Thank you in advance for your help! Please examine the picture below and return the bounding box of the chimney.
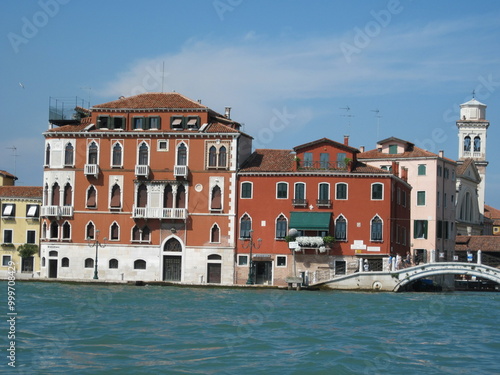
[344,135,349,146]
[439,150,444,158]
[401,167,408,182]
[224,106,231,119]
[392,161,399,177]
[359,146,365,153]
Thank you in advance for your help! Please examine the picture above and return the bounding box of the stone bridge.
[311,262,500,292]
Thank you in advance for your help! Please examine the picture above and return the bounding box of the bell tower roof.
[460,97,487,121]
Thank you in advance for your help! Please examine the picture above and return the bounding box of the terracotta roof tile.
[0,170,17,179]
[485,205,500,220]
[455,235,500,252]
[294,137,359,153]
[93,92,207,110]
[205,122,239,133]
[350,162,391,174]
[240,149,295,172]
[359,145,455,163]
[0,186,42,199]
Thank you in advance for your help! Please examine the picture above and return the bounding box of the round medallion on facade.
[195,183,203,192]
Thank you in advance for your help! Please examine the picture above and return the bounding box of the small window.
[26,205,39,218]
[336,183,347,200]
[171,116,184,130]
[110,222,119,241]
[241,182,252,199]
[371,216,383,242]
[3,230,13,244]
[110,184,121,208]
[417,191,426,206]
[61,257,69,267]
[2,255,12,266]
[62,222,71,240]
[414,220,428,239]
[335,215,347,241]
[303,152,313,167]
[276,182,288,199]
[134,259,146,270]
[97,116,109,129]
[211,224,220,243]
[2,204,15,217]
[112,143,122,167]
[158,140,168,151]
[418,164,426,176]
[64,143,74,166]
[148,116,161,130]
[276,215,287,239]
[371,183,383,200]
[277,256,287,267]
[133,117,145,130]
[27,230,36,244]
[84,258,94,268]
[186,116,200,129]
[87,186,97,208]
[86,222,95,240]
[112,117,125,130]
[240,214,251,239]
[389,144,398,154]
[238,255,248,266]
[109,259,118,269]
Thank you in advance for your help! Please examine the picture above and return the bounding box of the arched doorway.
[163,237,182,281]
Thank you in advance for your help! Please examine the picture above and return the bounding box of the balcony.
[135,165,151,178]
[297,161,347,171]
[132,206,187,220]
[84,164,99,177]
[41,205,74,217]
[174,165,188,178]
[292,199,308,207]
[316,199,332,208]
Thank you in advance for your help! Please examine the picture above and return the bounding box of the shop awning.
[289,212,331,231]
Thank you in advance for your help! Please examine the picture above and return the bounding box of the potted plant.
[323,236,335,246]
[17,244,39,259]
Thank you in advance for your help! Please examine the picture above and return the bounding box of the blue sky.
[2,0,500,207]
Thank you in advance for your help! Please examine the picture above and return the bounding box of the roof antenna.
[6,146,18,179]
[340,106,354,134]
[161,61,165,93]
[371,109,382,140]
[472,89,475,99]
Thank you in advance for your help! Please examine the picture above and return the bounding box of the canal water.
[5,281,500,374]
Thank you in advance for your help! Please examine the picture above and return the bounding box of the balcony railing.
[132,206,187,219]
[84,164,99,177]
[316,199,332,207]
[297,161,347,171]
[292,199,308,207]
[41,205,74,217]
[135,165,151,178]
[462,151,484,159]
[174,165,188,178]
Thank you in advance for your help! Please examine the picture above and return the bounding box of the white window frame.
[175,141,189,166]
[2,255,12,267]
[62,221,72,241]
[157,140,169,152]
[294,182,306,200]
[237,254,249,266]
[87,139,100,165]
[3,229,13,244]
[2,204,14,217]
[276,255,287,267]
[318,182,330,201]
[334,214,348,242]
[64,141,75,167]
[111,140,124,168]
[276,182,289,199]
[417,191,426,206]
[275,214,288,240]
[136,140,150,166]
[110,221,120,241]
[371,183,384,200]
[210,223,221,244]
[240,181,253,199]
[335,182,348,200]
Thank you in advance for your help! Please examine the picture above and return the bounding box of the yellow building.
[0,185,43,278]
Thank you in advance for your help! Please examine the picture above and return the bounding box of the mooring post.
[477,250,482,265]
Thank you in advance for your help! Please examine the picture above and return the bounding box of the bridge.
[311,262,500,292]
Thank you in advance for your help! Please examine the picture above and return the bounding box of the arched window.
[211,224,220,243]
[335,215,347,241]
[164,238,182,251]
[87,186,97,208]
[464,136,471,152]
[42,257,46,267]
[240,214,251,239]
[138,142,148,165]
[86,222,95,240]
[474,136,481,152]
[211,185,222,210]
[134,259,146,269]
[132,225,150,242]
[52,182,60,206]
[164,184,173,208]
[209,146,217,167]
[176,185,186,208]
[85,258,94,268]
[371,216,383,241]
[275,215,287,239]
[62,221,71,240]
[137,184,148,208]
[88,142,98,164]
[63,183,72,206]
[142,226,150,242]
[177,143,187,166]
[110,184,121,208]
[218,146,227,167]
[112,143,122,167]
[109,259,118,269]
[64,143,74,166]
[45,144,51,166]
[44,184,49,206]
[42,222,47,239]
[61,257,69,267]
[50,221,58,239]
[110,222,119,241]
[132,225,141,241]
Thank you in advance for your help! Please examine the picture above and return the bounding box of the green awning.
[289,212,331,231]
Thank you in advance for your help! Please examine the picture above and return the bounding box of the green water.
[3,281,500,374]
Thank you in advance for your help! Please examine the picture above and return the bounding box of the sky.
[2,0,500,207]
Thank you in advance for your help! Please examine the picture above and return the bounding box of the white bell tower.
[456,96,489,214]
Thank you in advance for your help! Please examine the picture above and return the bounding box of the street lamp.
[241,229,262,285]
[87,229,107,280]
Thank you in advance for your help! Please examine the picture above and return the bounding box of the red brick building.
[40,93,252,283]
[236,138,411,286]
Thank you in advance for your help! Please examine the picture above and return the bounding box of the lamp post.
[241,229,262,285]
[88,229,107,280]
